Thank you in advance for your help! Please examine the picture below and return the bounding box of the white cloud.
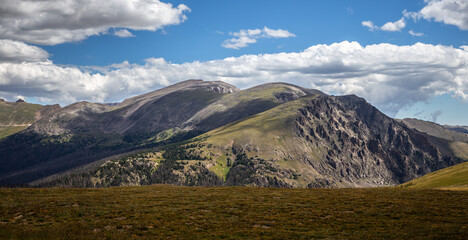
[364,0,468,33]
[403,9,420,21]
[15,95,25,101]
[381,18,406,31]
[0,40,49,62]
[222,36,258,50]
[263,27,296,38]
[222,27,295,49]
[403,0,468,30]
[0,41,467,117]
[420,0,468,30]
[362,21,379,31]
[114,29,135,38]
[362,18,406,32]
[409,30,424,36]
[0,0,190,45]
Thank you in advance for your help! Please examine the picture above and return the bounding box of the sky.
[0,0,467,125]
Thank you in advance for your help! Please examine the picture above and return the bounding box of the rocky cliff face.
[171,93,462,188]
[294,95,459,187]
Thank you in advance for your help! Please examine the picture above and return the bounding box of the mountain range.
[0,80,466,187]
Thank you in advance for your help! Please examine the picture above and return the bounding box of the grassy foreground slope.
[0,186,466,239]
[400,161,468,189]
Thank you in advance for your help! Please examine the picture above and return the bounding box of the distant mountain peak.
[118,79,239,109]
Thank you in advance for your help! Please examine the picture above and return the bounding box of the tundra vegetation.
[0,185,466,239]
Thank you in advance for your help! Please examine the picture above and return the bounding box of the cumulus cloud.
[0,0,190,45]
[263,28,296,38]
[0,41,467,117]
[365,0,468,33]
[381,18,406,31]
[0,40,49,62]
[419,0,468,30]
[362,18,406,32]
[409,30,424,36]
[222,27,295,49]
[362,21,379,31]
[114,29,135,38]
[222,36,258,50]
[403,0,468,30]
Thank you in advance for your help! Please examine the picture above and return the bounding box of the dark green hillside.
[0,90,219,184]
[0,80,323,186]
[0,81,238,185]
[0,186,466,239]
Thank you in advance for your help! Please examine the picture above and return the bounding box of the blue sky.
[0,0,467,125]
[43,0,466,65]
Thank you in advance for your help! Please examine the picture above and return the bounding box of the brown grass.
[0,185,467,239]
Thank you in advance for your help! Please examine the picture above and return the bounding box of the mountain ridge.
[0,80,466,187]
[0,80,320,185]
